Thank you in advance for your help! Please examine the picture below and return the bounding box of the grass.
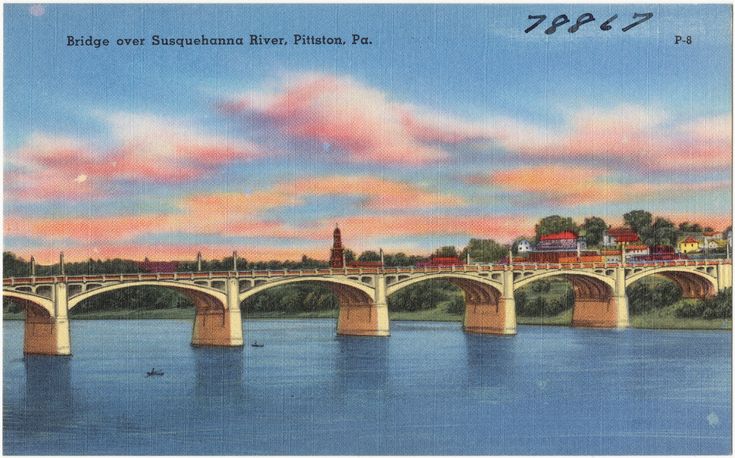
[631,302,731,330]
[517,308,573,326]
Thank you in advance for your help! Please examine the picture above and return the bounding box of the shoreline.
[3,308,731,331]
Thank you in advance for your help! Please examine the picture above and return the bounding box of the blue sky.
[4,4,732,262]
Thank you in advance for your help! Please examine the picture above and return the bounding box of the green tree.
[534,215,578,242]
[623,210,653,242]
[357,250,380,261]
[3,252,29,277]
[582,217,607,246]
[460,239,506,263]
[434,246,459,257]
[650,217,676,246]
[678,222,703,233]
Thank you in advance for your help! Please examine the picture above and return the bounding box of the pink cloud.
[220,73,488,165]
[301,215,535,244]
[6,113,266,201]
[278,176,465,210]
[223,74,730,171]
[473,165,729,205]
[502,107,731,170]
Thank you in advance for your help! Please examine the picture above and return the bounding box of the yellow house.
[678,236,700,253]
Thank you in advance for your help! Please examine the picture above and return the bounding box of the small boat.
[251,341,264,348]
[146,368,164,377]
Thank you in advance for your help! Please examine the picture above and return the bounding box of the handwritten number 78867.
[525,13,653,34]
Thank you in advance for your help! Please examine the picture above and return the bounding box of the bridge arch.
[239,276,375,304]
[67,281,228,311]
[513,270,621,328]
[625,267,718,299]
[2,290,54,316]
[513,270,615,291]
[386,272,511,335]
[385,272,503,298]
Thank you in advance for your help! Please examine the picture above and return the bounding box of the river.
[3,319,731,455]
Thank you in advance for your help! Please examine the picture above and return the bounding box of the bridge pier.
[463,270,516,335]
[571,267,628,329]
[718,263,732,290]
[337,275,389,336]
[191,278,243,347]
[24,283,71,356]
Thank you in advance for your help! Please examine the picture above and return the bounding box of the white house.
[517,239,532,253]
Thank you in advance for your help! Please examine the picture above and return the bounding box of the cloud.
[220,73,501,165]
[222,74,730,172]
[6,113,266,201]
[304,215,535,243]
[5,174,466,245]
[471,165,729,205]
[276,176,465,210]
[503,107,731,171]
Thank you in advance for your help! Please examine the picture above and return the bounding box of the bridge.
[3,259,731,355]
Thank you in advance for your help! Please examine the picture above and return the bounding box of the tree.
[357,250,380,261]
[434,246,459,258]
[651,217,676,246]
[534,216,578,242]
[623,210,652,233]
[582,216,607,246]
[461,239,506,263]
[678,222,703,233]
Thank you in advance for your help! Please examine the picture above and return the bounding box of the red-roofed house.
[678,237,700,254]
[536,231,583,251]
[603,227,640,246]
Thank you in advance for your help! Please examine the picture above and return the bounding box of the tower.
[330,224,344,268]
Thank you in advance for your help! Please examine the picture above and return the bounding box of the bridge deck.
[3,259,729,286]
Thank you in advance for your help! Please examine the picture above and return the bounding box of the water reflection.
[23,355,74,426]
[336,336,389,391]
[464,333,516,395]
[193,347,244,403]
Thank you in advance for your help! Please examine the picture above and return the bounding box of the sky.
[4,3,733,263]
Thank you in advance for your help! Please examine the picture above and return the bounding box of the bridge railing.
[3,258,730,286]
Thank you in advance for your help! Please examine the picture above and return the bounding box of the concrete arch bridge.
[3,260,731,355]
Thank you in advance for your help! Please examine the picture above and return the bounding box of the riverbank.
[4,305,730,330]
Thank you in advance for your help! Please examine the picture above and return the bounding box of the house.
[535,231,585,251]
[517,240,532,253]
[624,244,650,258]
[603,227,640,247]
[678,236,700,254]
[706,239,728,251]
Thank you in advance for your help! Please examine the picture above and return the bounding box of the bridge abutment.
[191,278,243,347]
[24,283,71,356]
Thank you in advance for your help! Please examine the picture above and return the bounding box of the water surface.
[3,320,731,454]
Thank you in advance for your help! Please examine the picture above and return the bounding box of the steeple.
[330,223,345,267]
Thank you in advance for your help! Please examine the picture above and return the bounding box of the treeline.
[244,284,337,313]
[627,280,682,314]
[674,288,732,320]
[387,280,463,313]
[3,287,194,315]
[515,280,575,316]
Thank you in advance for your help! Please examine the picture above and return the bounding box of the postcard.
[3,3,732,455]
